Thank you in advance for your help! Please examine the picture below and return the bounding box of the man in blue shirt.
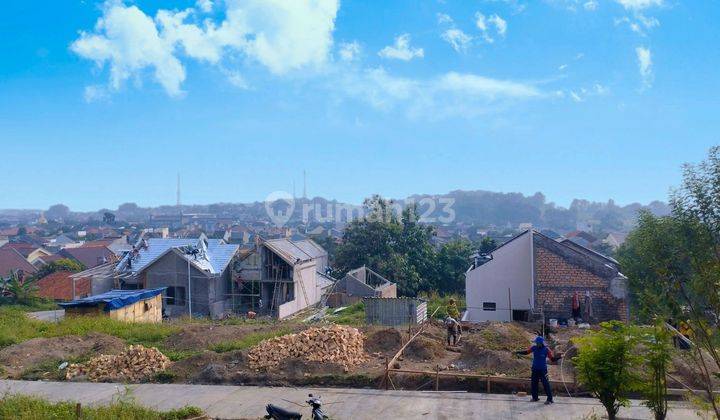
[516,336,560,404]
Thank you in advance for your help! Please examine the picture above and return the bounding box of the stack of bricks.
[534,245,627,322]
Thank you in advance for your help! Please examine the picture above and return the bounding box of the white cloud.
[584,1,599,11]
[338,41,361,61]
[567,83,608,102]
[72,0,339,96]
[615,0,663,11]
[378,34,424,61]
[437,13,454,24]
[489,14,507,37]
[475,12,507,43]
[223,70,249,89]
[196,0,213,13]
[558,64,568,71]
[83,85,111,103]
[614,14,659,35]
[441,29,473,53]
[71,3,186,96]
[635,46,653,88]
[339,68,541,118]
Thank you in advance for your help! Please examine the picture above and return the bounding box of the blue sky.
[1,0,718,211]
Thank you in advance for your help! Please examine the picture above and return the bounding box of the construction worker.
[444,316,461,346]
[516,336,560,404]
[446,298,460,320]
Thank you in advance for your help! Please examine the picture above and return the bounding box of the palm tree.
[3,272,38,304]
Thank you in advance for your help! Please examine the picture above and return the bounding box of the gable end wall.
[534,243,627,322]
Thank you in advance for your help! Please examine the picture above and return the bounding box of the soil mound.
[405,336,445,361]
[0,333,124,378]
[163,324,255,350]
[473,322,534,352]
[365,328,402,354]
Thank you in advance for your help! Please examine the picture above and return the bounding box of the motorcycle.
[265,394,328,420]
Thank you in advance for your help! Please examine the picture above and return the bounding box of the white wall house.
[464,229,629,323]
[464,230,534,322]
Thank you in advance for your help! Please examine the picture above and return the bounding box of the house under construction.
[232,238,332,319]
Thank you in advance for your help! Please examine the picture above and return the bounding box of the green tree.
[640,321,672,420]
[432,239,474,294]
[617,146,720,417]
[573,321,644,420]
[335,196,435,296]
[35,258,85,279]
[4,273,38,304]
[478,236,497,254]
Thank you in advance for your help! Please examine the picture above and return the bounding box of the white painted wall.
[464,231,534,322]
[278,261,319,319]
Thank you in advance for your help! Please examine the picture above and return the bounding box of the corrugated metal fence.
[364,297,428,326]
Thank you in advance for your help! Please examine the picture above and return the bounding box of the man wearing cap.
[516,336,560,404]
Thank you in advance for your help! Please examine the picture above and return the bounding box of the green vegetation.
[0,394,203,420]
[0,307,179,349]
[210,327,293,352]
[334,196,491,297]
[574,321,644,420]
[640,322,672,420]
[329,301,365,326]
[2,273,39,306]
[154,371,178,383]
[0,296,59,312]
[617,146,720,417]
[420,291,465,320]
[161,349,203,361]
[35,258,85,279]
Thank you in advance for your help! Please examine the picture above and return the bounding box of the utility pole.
[187,257,192,317]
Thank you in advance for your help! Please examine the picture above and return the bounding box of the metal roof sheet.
[116,237,238,275]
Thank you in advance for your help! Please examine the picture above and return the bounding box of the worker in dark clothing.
[444,316,461,346]
[516,336,560,404]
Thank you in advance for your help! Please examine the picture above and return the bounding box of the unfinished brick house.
[464,229,628,323]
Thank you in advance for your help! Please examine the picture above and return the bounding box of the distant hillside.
[404,190,670,233]
[0,190,669,233]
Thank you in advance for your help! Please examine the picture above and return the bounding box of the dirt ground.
[0,319,713,394]
[0,333,125,378]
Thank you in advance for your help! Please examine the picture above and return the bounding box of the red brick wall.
[534,246,627,322]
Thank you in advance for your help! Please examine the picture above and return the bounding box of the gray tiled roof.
[116,237,238,275]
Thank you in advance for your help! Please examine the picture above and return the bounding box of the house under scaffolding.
[230,238,332,319]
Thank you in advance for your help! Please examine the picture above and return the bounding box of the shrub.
[640,322,672,420]
[419,291,465,320]
[573,321,644,420]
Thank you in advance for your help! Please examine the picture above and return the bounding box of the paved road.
[26,310,64,322]
[0,380,700,419]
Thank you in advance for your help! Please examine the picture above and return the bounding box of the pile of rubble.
[248,325,366,371]
[65,345,171,382]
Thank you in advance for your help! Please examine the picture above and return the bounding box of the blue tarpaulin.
[59,288,166,311]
